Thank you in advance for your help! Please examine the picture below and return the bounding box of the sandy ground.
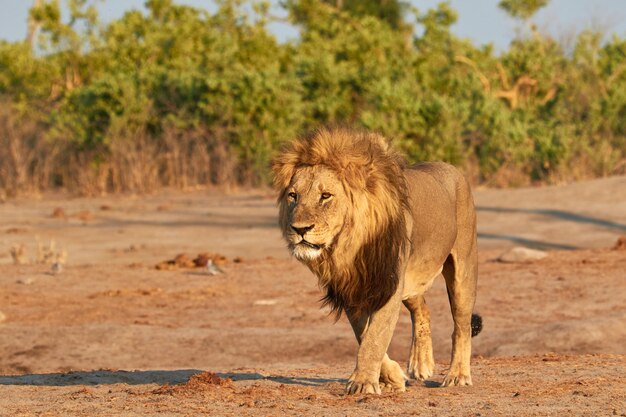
[0,176,625,416]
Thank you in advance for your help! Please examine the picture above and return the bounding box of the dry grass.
[0,104,239,196]
[0,105,60,196]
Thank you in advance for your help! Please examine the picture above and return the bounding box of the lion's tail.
[471,313,483,337]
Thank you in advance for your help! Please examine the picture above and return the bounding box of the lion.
[272,127,480,394]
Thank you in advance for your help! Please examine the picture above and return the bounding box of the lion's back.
[405,162,474,212]
[407,161,467,195]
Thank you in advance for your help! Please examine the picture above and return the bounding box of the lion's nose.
[291,224,315,236]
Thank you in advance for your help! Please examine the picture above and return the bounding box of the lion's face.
[280,165,349,261]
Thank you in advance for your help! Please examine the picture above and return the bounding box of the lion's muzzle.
[291,223,315,236]
[289,223,323,253]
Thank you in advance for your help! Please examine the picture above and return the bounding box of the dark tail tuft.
[471,313,483,337]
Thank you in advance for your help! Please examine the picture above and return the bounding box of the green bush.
[0,0,624,194]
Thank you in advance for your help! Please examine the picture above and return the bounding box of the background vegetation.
[1,0,625,195]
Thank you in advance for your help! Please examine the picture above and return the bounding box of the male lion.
[272,127,479,394]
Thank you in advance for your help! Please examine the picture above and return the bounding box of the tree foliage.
[498,0,548,21]
[288,0,409,30]
[0,0,624,194]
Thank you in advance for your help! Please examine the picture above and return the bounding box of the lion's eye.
[288,192,298,201]
[321,192,332,200]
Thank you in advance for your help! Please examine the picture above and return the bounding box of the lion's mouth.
[298,240,322,250]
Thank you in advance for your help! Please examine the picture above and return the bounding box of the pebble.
[498,246,548,263]
[253,299,278,306]
[17,278,35,285]
[0,311,6,323]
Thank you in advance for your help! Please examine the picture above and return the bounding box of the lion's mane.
[272,127,410,317]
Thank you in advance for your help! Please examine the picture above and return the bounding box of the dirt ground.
[0,176,625,416]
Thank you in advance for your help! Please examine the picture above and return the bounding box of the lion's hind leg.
[441,251,477,387]
[403,295,435,381]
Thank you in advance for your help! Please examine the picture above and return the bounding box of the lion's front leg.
[345,287,403,394]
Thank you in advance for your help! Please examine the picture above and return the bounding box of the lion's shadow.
[223,372,345,387]
[0,369,344,387]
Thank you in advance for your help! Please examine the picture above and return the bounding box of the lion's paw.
[441,372,472,387]
[346,371,381,395]
[408,353,435,381]
[346,380,381,395]
[380,359,407,392]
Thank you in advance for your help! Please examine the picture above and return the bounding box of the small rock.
[75,211,95,221]
[51,207,67,219]
[50,262,63,274]
[498,247,548,263]
[174,253,195,268]
[125,244,139,253]
[254,299,278,306]
[193,252,228,268]
[613,236,626,251]
[193,253,211,267]
[0,311,6,323]
[155,261,177,270]
[17,278,34,285]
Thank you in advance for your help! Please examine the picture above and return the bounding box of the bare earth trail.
[0,176,625,416]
